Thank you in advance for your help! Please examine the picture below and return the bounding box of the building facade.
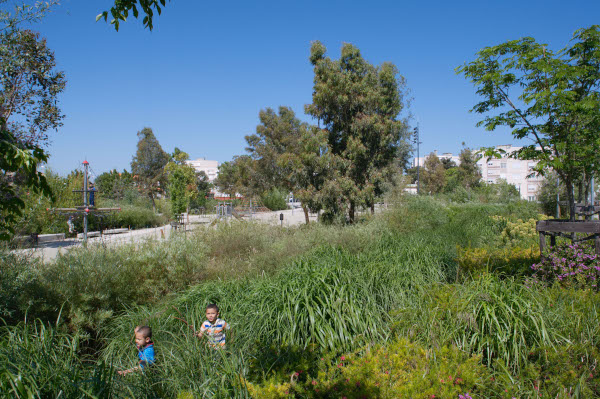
[412,145,543,201]
[186,158,219,182]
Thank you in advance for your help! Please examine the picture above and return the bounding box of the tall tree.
[305,41,410,222]
[245,106,332,223]
[164,148,199,214]
[130,127,169,212]
[421,152,446,194]
[213,155,259,199]
[278,125,332,224]
[245,106,304,192]
[0,1,65,239]
[456,148,482,189]
[458,25,600,220]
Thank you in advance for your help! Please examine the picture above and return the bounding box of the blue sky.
[28,0,599,176]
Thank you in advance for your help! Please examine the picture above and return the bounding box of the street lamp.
[413,126,421,195]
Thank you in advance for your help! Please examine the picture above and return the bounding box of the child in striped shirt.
[197,304,230,348]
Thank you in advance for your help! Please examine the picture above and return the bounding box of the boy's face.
[206,308,219,324]
[135,332,150,349]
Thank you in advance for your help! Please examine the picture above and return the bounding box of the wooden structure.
[536,220,600,256]
[47,160,120,243]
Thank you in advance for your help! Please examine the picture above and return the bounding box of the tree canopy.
[130,127,169,211]
[305,41,410,222]
[457,25,600,220]
[0,1,64,239]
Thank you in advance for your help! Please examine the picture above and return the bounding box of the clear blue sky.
[30,0,599,176]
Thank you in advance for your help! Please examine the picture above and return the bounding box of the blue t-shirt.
[138,343,155,369]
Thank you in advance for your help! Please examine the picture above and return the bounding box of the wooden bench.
[536,220,600,255]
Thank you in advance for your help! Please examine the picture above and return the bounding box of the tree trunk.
[349,201,355,224]
[303,206,310,225]
[150,194,156,214]
[566,176,576,222]
[371,202,375,215]
[578,180,584,203]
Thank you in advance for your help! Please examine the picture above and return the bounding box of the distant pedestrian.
[67,216,75,234]
[89,182,96,206]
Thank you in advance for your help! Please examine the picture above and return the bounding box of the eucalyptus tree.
[305,41,410,222]
[458,25,600,220]
[130,127,169,212]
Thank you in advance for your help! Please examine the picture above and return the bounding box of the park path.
[15,206,316,262]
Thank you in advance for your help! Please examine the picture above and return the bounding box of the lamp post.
[413,126,421,195]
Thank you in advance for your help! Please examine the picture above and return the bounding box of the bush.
[246,338,493,398]
[261,188,288,211]
[456,246,539,278]
[528,241,600,290]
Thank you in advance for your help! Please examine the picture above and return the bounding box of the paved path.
[15,206,317,262]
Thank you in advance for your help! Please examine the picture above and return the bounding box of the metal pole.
[556,177,560,219]
[414,126,421,195]
[83,160,89,243]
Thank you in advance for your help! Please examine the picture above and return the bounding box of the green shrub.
[261,188,288,211]
[0,250,61,324]
[246,338,493,398]
[456,246,539,278]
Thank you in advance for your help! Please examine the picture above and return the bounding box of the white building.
[412,145,543,201]
[186,158,219,182]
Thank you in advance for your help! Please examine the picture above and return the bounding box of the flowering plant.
[528,241,600,290]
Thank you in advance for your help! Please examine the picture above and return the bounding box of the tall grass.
[5,194,599,397]
[0,320,115,398]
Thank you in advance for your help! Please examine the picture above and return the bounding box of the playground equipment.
[47,160,120,244]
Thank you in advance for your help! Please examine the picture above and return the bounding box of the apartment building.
[412,145,543,201]
[186,158,219,182]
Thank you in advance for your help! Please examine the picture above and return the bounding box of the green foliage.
[0,24,66,239]
[422,152,446,194]
[393,276,559,374]
[247,339,493,398]
[305,41,411,222]
[98,0,170,31]
[3,194,600,397]
[131,127,169,211]
[456,246,539,278]
[0,321,115,398]
[95,169,134,201]
[260,187,288,211]
[165,160,197,215]
[458,25,600,220]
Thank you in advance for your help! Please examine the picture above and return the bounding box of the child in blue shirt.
[118,325,155,375]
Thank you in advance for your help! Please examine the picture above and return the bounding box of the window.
[501,162,507,168]
[528,196,537,201]
[487,161,495,167]
[528,184,536,192]
[487,179,495,184]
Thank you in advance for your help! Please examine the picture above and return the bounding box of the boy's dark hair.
[137,325,152,338]
[206,304,219,313]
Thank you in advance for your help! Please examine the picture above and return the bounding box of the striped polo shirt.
[200,318,229,348]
